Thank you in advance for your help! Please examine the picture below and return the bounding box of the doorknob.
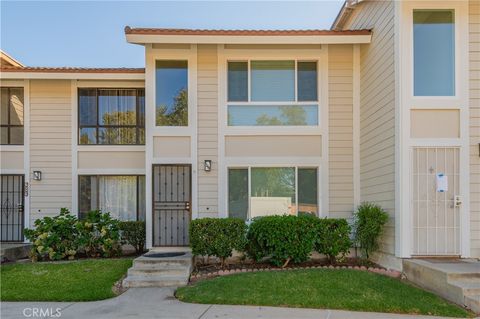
[454,196,462,207]
[185,202,190,210]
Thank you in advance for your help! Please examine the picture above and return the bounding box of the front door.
[412,147,460,256]
[1,174,25,242]
[153,165,191,246]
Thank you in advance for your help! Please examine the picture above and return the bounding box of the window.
[227,60,318,126]
[79,175,145,221]
[1,87,24,145]
[78,88,145,145]
[228,167,318,220]
[156,60,188,126]
[413,9,455,96]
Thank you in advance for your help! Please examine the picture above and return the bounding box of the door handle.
[454,196,462,207]
[17,204,24,212]
[185,202,190,210]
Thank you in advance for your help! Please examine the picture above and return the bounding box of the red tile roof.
[124,27,371,36]
[0,66,145,73]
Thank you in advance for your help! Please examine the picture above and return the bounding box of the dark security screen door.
[153,165,191,246]
[1,175,25,242]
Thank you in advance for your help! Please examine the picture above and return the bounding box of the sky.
[0,1,344,68]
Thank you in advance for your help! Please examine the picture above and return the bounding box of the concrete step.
[449,280,480,296]
[123,274,189,288]
[465,295,480,314]
[133,259,191,270]
[127,268,190,277]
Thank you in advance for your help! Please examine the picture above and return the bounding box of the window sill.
[0,145,24,151]
[77,145,145,152]
[224,126,322,136]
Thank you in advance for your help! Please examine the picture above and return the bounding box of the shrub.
[190,218,247,266]
[315,218,351,264]
[353,202,389,259]
[24,208,78,261]
[75,210,121,258]
[119,221,146,254]
[246,215,317,267]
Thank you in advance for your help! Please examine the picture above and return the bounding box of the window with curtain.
[227,60,318,126]
[1,87,24,145]
[156,60,188,126]
[79,175,146,221]
[413,9,455,96]
[228,167,318,220]
[78,88,145,145]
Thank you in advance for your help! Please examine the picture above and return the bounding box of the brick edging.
[190,265,402,282]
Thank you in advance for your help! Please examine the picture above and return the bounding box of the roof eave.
[0,71,145,80]
[125,34,372,45]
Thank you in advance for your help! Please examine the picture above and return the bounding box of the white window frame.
[219,47,327,136]
[226,164,321,220]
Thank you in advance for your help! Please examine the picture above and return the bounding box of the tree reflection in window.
[156,88,188,126]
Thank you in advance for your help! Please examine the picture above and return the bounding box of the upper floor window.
[227,60,318,126]
[1,87,24,145]
[413,9,455,96]
[78,88,145,145]
[156,60,188,126]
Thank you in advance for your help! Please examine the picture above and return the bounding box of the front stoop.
[403,259,480,314]
[0,243,31,263]
[123,252,192,288]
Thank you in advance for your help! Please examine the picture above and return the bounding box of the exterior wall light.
[33,171,42,181]
[204,160,212,172]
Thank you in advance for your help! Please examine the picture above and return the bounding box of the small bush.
[24,208,78,261]
[75,210,121,258]
[315,218,351,264]
[353,202,389,259]
[246,215,317,267]
[190,218,247,266]
[119,221,146,254]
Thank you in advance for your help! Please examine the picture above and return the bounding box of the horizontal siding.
[328,44,354,219]
[29,80,72,223]
[470,0,480,258]
[197,44,218,217]
[345,0,396,257]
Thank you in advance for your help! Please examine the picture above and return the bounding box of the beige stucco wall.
[197,44,219,216]
[410,109,460,138]
[225,135,322,157]
[78,151,145,169]
[29,80,72,224]
[344,0,397,262]
[153,136,190,158]
[469,0,480,258]
[0,151,24,170]
[328,44,354,219]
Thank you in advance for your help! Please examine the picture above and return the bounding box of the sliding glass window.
[227,60,318,126]
[78,88,145,145]
[79,175,146,221]
[156,60,188,126]
[228,167,318,220]
[1,87,24,145]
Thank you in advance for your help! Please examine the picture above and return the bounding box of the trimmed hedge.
[119,221,146,254]
[315,218,351,263]
[190,218,247,266]
[246,215,318,267]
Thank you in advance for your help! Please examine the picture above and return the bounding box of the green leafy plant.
[315,218,351,264]
[119,221,146,254]
[246,215,318,267]
[190,218,247,267]
[75,210,121,258]
[24,208,78,261]
[353,202,389,260]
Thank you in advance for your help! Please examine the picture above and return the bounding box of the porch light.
[33,171,42,181]
[204,160,212,172]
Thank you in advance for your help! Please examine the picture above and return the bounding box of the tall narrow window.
[298,168,318,216]
[228,62,248,102]
[156,60,188,126]
[228,168,248,220]
[413,9,455,96]
[1,87,24,145]
[79,175,146,221]
[78,88,145,145]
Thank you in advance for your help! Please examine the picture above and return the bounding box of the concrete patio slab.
[1,287,470,319]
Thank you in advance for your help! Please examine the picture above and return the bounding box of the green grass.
[1,258,133,301]
[177,269,472,318]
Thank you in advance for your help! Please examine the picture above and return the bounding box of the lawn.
[176,269,472,318]
[1,258,133,301]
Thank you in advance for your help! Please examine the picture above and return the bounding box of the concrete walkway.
[1,287,466,319]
